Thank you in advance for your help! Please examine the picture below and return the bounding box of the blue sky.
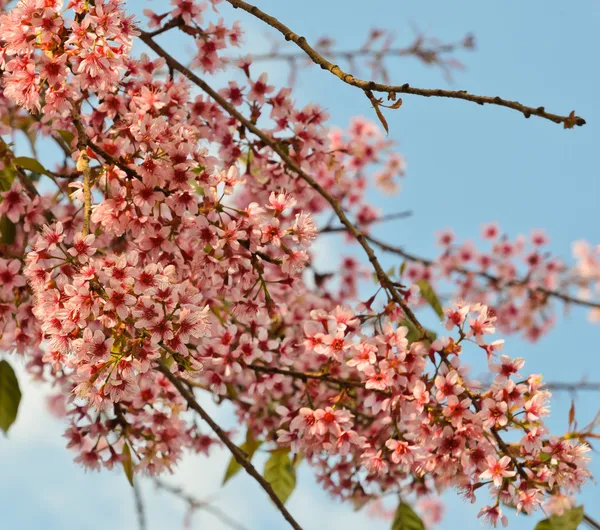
[1,1,599,529]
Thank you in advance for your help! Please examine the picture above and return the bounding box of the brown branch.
[545,382,600,392]
[71,105,142,183]
[133,482,147,530]
[364,233,600,310]
[144,15,183,37]
[319,210,412,234]
[72,105,94,236]
[154,479,251,530]
[225,0,585,128]
[155,362,304,530]
[250,368,600,395]
[139,31,426,337]
[584,513,600,530]
[139,28,589,520]
[79,155,92,236]
[249,363,365,389]
[250,40,469,64]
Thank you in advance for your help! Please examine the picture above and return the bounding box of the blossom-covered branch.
[156,363,304,530]
[0,2,597,530]
[138,30,428,337]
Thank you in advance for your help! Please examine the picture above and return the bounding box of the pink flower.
[477,505,508,527]
[434,370,464,401]
[478,398,508,429]
[364,364,394,391]
[104,287,136,321]
[290,407,319,437]
[78,329,114,362]
[35,222,64,252]
[385,439,414,465]
[481,222,500,240]
[0,181,27,222]
[516,488,543,515]
[248,73,274,104]
[68,234,96,263]
[314,320,351,361]
[347,341,378,372]
[442,395,473,427]
[0,259,25,294]
[524,393,550,422]
[479,456,516,487]
[361,449,388,475]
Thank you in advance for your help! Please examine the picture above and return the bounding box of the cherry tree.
[0,1,598,529]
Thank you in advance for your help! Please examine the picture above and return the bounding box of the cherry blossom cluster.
[0,0,595,527]
[0,0,396,479]
[266,302,590,525]
[19,170,319,467]
[0,0,137,114]
[395,223,600,341]
[572,240,600,321]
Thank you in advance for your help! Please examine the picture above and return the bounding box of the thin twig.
[133,481,147,530]
[249,363,365,389]
[364,233,600,310]
[154,479,251,530]
[250,40,467,63]
[71,105,142,183]
[319,210,412,233]
[584,513,600,530]
[545,382,600,392]
[72,105,93,235]
[225,0,585,128]
[156,362,304,530]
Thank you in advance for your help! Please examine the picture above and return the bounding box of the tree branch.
[139,27,595,523]
[545,382,600,392]
[250,39,469,64]
[319,210,412,234]
[249,363,365,389]
[154,479,251,530]
[225,0,585,128]
[133,481,147,530]
[155,362,304,530]
[364,233,600,310]
[584,513,600,530]
[139,31,426,336]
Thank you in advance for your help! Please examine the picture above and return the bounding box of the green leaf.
[398,319,437,345]
[291,452,304,468]
[399,261,407,277]
[122,441,134,487]
[535,506,584,530]
[0,215,16,245]
[57,129,75,145]
[12,156,51,177]
[399,318,420,343]
[223,431,262,485]
[416,279,444,320]
[0,170,15,191]
[0,360,22,435]
[352,496,370,512]
[263,448,296,504]
[391,502,425,530]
